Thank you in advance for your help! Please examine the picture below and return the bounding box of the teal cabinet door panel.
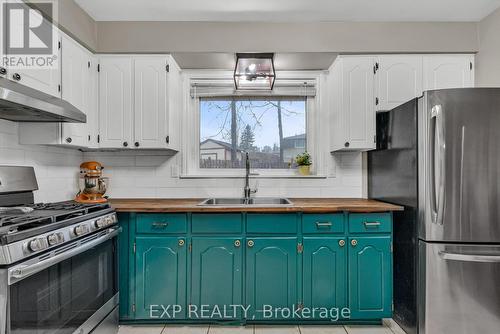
[135,236,187,320]
[136,213,187,234]
[348,236,392,319]
[348,213,392,234]
[191,237,243,320]
[302,237,347,317]
[192,214,243,234]
[246,237,298,320]
[247,214,298,234]
[302,214,345,234]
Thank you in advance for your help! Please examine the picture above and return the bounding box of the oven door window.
[9,238,117,334]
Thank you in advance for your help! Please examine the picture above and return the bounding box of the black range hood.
[0,77,86,123]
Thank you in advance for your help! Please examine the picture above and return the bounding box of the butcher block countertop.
[109,198,403,213]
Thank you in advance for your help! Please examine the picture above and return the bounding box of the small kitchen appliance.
[368,88,500,334]
[76,161,108,203]
[0,165,119,334]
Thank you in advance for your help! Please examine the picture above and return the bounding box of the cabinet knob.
[351,239,358,247]
[13,73,21,81]
[339,239,346,247]
[123,141,128,147]
[344,142,350,148]
[234,240,241,248]
[65,137,72,143]
[0,67,6,75]
[134,142,140,147]
[247,240,254,248]
[178,239,185,247]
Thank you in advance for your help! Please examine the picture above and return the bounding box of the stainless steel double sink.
[198,197,293,206]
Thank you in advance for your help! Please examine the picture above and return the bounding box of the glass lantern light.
[234,53,275,90]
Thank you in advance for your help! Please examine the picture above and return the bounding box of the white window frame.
[181,70,327,178]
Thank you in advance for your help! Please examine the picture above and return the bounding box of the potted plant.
[295,151,312,176]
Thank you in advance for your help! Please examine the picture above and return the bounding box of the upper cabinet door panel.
[423,55,474,90]
[98,57,133,148]
[4,3,61,97]
[341,57,376,150]
[377,56,423,111]
[134,57,168,149]
[60,34,92,147]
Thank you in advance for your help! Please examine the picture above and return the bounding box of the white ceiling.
[75,0,500,22]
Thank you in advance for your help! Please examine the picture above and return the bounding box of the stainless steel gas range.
[0,166,120,334]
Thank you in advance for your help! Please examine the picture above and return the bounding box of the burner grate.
[0,200,111,238]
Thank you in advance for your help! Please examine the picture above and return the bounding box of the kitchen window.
[199,97,307,170]
[182,71,323,177]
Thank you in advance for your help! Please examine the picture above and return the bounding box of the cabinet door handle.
[364,221,381,228]
[316,222,332,228]
[247,240,254,248]
[339,239,346,247]
[134,142,140,147]
[344,142,350,148]
[0,67,6,75]
[152,222,168,229]
[178,239,185,247]
[234,240,241,248]
[65,137,72,144]
[351,239,358,247]
[123,141,128,147]
[13,73,21,81]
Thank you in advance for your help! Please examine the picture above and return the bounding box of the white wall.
[0,119,82,202]
[82,151,363,199]
[476,7,500,86]
[96,21,478,53]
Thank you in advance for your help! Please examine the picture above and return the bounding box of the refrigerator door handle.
[429,105,446,225]
[439,251,500,263]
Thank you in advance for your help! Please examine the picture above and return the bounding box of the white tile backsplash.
[0,119,363,202]
[83,151,363,199]
[0,119,82,203]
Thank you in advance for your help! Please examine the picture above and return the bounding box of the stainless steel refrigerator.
[368,88,500,334]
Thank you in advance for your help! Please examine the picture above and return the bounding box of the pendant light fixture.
[234,53,275,90]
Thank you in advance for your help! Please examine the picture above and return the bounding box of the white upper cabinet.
[98,55,181,150]
[98,56,134,148]
[60,34,94,147]
[423,55,474,90]
[376,55,423,111]
[133,57,168,149]
[3,2,61,97]
[19,33,96,147]
[330,56,376,151]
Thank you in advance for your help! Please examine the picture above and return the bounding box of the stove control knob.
[74,224,89,236]
[95,218,106,229]
[29,238,48,252]
[47,233,64,246]
[105,216,114,226]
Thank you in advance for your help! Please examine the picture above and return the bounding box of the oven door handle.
[8,227,121,285]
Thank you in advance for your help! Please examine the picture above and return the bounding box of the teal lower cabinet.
[302,237,347,319]
[190,237,243,320]
[120,212,393,324]
[134,236,187,320]
[348,236,392,319]
[246,237,298,320]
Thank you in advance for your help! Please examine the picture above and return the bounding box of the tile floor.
[118,319,405,334]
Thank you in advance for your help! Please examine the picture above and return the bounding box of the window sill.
[179,174,327,179]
